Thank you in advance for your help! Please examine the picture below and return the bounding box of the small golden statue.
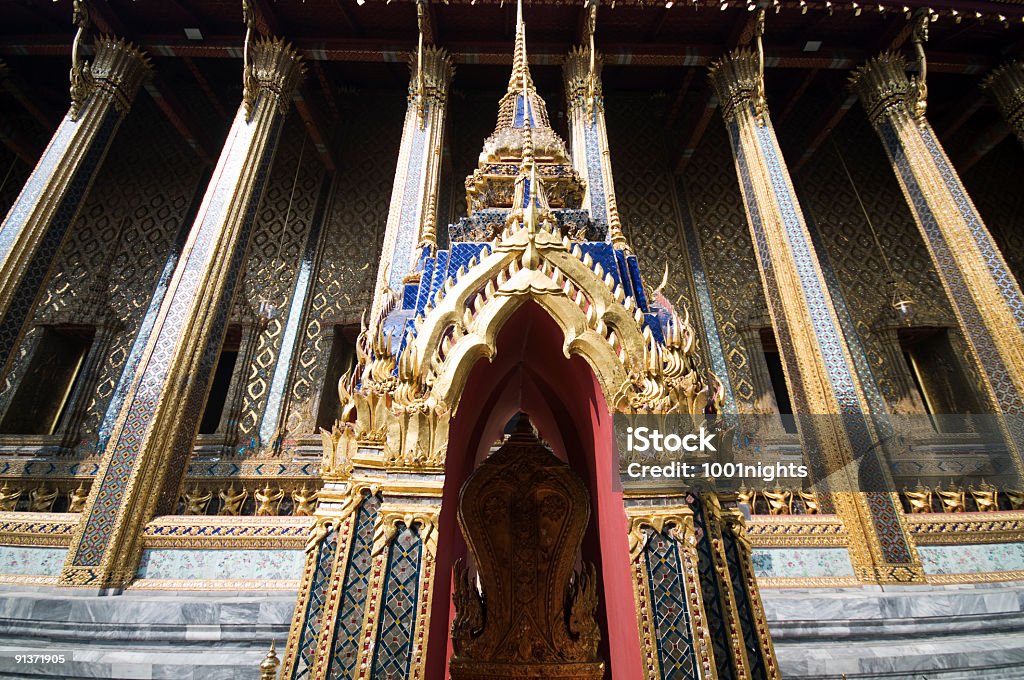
[763,483,792,515]
[181,484,213,516]
[903,481,933,514]
[67,482,89,513]
[29,484,59,512]
[936,481,966,513]
[255,483,285,516]
[1006,488,1024,510]
[969,479,999,512]
[0,482,22,511]
[218,484,248,516]
[291,486,319,516]
[737,482,758,514]
[797,489,819,515]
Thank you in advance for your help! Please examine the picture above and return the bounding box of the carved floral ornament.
[320,213,725,477]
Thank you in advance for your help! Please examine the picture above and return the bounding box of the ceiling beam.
[143,76,215,165]
[312,61,342,122]
[88,0,127,37]
[252,0,283,37]
[936,92,986,142]
[293,86,337,172]
[791,89,857,172]
[0,38,1002,74]
[776,68,818,127]
[182,56,232,121]
[0,110,42,166]
[789,14,915,172]
[956,121,1011,172]
[674,89,718,173]
[330,0,362,36]
[0,70,61,132]
[664,66,696,129]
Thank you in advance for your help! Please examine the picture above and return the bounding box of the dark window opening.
[898,327,980,432]
[316,324,359,431]
[0,326,94,435]
[198,326,241,435]
[760,328,797,434]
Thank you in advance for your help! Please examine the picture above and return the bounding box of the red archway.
[425,301,641,679]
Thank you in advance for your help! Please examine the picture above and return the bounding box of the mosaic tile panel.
[72,109,285,568]
[644,530,698,680]
[797,114,961,412]
[328,493,382,679]
[292,526,339,680]
[257,175,332,446]
[605,95,706,373]
[0,98,206,453]
[370,524,424,680]
[690,498,735,680]
[0,107,120,382]
[879,118,1022,415]
[233,121,329,443]
[135,547,304,580]
[0,546,66,576]
[722,529,767,680]
[286,93,404,435]
[962,140,1024,286]
[678,122,761,406]
[750,547,854,579]
[918,542,1024,575]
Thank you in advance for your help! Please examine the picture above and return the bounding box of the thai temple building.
[2,0,1024,678]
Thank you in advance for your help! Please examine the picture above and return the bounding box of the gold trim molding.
[141,515,315,549]
[906,510,1024,545]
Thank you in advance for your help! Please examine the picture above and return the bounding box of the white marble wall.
[0,546,66,576]
[136,548,304,581]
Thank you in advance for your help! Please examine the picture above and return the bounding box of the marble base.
[762,579,1024,679]
[0,585,295,679]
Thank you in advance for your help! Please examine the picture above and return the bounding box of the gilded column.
[0,38,149,380]
[984,60,1024,145]
[851,55,1024,458]
[60,38,304,589]
[370,48,453,321]
[709,50,922,583]
[563,47,627,251]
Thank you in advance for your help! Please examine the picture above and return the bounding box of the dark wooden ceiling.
[0,0,1022,172]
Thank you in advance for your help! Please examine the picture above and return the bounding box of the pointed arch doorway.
[424,301,642,679]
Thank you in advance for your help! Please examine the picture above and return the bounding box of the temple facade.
[1,0,1024,678]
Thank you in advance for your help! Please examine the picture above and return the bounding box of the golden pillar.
[851,55,1024,464]
[370,47,453,321]
[984,60,1024,146]
[0,38,149,379]
[60,38,304,589]
[709,50,922,583]
[563,46,627,251]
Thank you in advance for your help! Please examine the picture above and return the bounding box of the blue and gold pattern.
[370,523,424,680]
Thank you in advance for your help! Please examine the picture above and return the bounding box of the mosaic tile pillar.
[279,483,383,680]
[354,490,441,680]
[0,38,149,380]
[852,55,1024,470]
[564,47,628,251]
[370,48,453,321]
[709,50,922,584]
[984,60,1024,146]
[59,39,304,589]
[626,502,717,680]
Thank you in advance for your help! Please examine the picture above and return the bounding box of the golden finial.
[258,640,280,680]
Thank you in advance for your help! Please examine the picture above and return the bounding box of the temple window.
[316,324,360,431]
[898,327,980,431]
[198,326,241,435]
[0,325,94,435]
[759,328,798,434]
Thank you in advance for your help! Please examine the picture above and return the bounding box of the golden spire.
[507,0,534,101]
